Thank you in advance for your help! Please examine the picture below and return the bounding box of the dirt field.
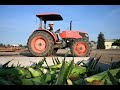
[89,49,120,64]
[0,49,120,64]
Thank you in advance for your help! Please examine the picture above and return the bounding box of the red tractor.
[27,13,91,57]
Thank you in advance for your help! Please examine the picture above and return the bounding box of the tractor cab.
[36,13,63,29]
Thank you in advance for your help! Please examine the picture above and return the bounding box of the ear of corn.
[84,68,120,83]
[21,76,43,85]
[49,64,62,69]
[19,68,32,79]
[67,79,73,85]
[38,68,48,74]
[28,68,41,78]
[69,66,86,81]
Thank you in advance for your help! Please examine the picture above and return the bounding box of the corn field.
[0,52,120,85]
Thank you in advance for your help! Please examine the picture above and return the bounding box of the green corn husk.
[55,58,74,85]
[21,76,43,85]
[50,70,60,74]
[38,68,48,74]
[114,69,120,78]
[0,77,14,85]
[102,79,114,85]
[0,68,25,77]
[84,68,120,83]
[49,64,62,69]
[107,70,118,85]
[44,74,51,82]
[55,59,68,85]
[51,73,58,80]
[28,68,41,78]
[20,68,32,79]
[50,71,55,74]
[73,78,84,85]
[69,66,87,80]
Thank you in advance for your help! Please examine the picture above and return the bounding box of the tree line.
[0,43,27,48]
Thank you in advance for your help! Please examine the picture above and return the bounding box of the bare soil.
[89,49,120,64]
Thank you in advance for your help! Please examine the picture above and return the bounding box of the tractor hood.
[36,13,63,21]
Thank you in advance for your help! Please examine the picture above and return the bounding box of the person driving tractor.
[47,21,54,32]
[47,21,60,42]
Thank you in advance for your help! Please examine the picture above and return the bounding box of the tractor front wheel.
[70,39,91,57]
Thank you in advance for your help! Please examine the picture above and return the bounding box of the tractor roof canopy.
[36,13,63,21]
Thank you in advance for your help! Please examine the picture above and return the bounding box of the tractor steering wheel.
[55,29,60,33]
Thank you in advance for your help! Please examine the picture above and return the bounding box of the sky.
[0,5,120,45]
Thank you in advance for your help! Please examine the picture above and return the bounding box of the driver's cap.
[49,21,54,25]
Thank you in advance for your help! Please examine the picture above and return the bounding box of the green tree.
[91,41,96,44]
[97,32,105,49]
[24,45,27,48]
[0,43,6,47]
[19,44,23,47]
[7,44,11,47]
[0,43,3,47]
[112,39,120,46]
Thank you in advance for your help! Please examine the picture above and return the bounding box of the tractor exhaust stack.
[70,20,72,31]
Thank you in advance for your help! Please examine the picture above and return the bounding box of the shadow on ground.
[0,54,19,56]
[19,52,73,57]
[19,52,34,57]
[19,51,91,57]
[19,52,90,57]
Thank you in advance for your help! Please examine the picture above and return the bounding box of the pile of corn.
[0,55,120,85]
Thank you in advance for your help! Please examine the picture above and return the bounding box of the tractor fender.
[33,29,57,43]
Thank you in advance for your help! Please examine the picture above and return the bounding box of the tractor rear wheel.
[70,39,91,57]
[27,31,54,56]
